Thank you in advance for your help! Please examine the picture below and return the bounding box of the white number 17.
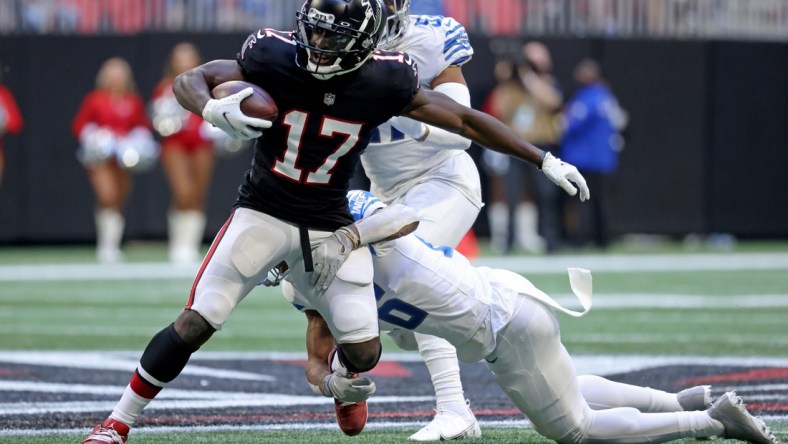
[273,110,363,185]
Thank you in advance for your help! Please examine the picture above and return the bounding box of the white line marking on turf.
[2,416,787,437]
[2,252,788,281]
[0,395,435,416]
[0,351,274,381]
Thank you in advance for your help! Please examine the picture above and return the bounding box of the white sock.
[168,210,206,264]
[514,202,544,253]
[488,202,509,254]
[579,409,724,442]
[110,385,152,426]
[95,209,124,263]
[414,333,467,411]
[578,374,683,412]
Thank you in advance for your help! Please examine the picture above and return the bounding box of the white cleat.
[708,391,779,444]
[409,401,481,441]
[678,385,713,411]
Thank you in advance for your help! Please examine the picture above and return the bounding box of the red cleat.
[82,418,129,443]
[329,347,369,436]
[334,397,368,436]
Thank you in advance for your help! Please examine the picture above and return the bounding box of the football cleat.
[329,347,368,436]
[334,397,368,437]
[678,385,713,411]
[409,400,481,441]
[707,391,778,444]
[82,418,129,444]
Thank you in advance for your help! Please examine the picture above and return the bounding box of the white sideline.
[1,252,788,281]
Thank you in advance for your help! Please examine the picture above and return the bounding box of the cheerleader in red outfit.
[0,78,24,186]
[151,42,214,264]
[73,57,151,263]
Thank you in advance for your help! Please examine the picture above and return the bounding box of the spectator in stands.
[72,57,150,263]
[483,42,564,254]
[0,63,24,187]
[151,42,213,264]
[560,58,626,249]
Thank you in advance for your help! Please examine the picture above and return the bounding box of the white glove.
[310,226,360,291]
[201,87,272,140]
[540,152,591,201]
[388,115,427,141]
[321,371,376,403]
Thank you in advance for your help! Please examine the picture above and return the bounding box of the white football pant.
[485,297,724,443]
[188,208,378,344]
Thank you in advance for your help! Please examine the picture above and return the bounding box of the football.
[211,80,278,121]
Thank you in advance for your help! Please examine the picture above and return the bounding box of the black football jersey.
[234,28,419,231]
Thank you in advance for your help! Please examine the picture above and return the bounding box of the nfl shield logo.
[323,93,336,106]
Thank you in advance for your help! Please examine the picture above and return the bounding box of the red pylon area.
[455,229,480,259]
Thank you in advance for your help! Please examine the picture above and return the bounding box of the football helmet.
[295,0,386,79]
[380,0,410,49]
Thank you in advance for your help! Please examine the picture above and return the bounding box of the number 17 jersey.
[234,29,419,231]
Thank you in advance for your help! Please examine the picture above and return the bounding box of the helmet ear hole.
[294,0,386,79]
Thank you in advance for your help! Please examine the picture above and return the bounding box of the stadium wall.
[0,34,786,243]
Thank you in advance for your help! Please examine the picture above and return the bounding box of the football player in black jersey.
[84,0,589,442]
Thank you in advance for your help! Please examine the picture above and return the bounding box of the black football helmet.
[380,0,410,49]
[295,0,386,79]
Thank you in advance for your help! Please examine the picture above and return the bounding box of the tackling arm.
[311,203,420,290]
[304,310,336,395]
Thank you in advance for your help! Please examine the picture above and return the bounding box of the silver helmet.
[380,0,410,49]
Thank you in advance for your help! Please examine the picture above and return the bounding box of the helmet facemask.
[380,0,410,49]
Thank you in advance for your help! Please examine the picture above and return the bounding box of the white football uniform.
[286,192,728,443]
[361,15,482,247]
[285,191,578,361]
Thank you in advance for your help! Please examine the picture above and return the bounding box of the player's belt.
[299,225,314,272]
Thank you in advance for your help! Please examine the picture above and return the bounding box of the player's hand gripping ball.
[202,81,277,140]
[211,81,279,121]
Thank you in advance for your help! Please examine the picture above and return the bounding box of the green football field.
[0,241,786,443]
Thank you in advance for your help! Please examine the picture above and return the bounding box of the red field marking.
[747,403,788,412]
[0,368,30,376]
[279,359,412,378]
[679,368,788,384]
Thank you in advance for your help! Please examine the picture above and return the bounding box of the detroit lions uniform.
[287,191,738,444]
[188,29,420,344]
[361,15,481,247]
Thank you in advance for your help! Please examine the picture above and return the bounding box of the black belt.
[299,225,313,272]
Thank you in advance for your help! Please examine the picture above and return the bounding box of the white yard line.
[1,416,786,438]
[1,252,788,281]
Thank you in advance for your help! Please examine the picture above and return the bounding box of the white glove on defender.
[201,87,272,140]
[318,372,376,403]
[310,227,360,291]
[541,152,591,201]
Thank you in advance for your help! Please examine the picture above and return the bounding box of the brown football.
[211,80,278,121]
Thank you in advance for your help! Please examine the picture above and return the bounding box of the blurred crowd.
[481,42,627,254]
[2,0,786,40]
